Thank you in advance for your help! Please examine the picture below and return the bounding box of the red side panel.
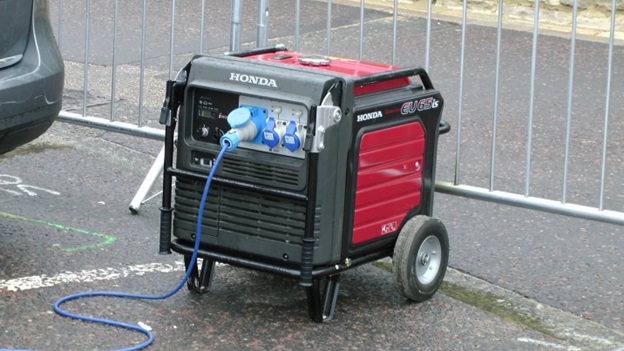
[352,122,425,245]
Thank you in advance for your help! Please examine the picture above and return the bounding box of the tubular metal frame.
[52,0,623,225]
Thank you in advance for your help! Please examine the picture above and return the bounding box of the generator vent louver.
[218,187,306,242]
[174,177,316,246]
[221,157,303,189]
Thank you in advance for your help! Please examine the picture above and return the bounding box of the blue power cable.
[1,144,229,351]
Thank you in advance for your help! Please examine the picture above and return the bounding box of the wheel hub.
[416,235,442,285]
[421,253,431,266]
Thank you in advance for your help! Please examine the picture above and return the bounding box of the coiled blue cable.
[1,144,229,351]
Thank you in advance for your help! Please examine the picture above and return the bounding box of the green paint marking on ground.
[0,211,116,252]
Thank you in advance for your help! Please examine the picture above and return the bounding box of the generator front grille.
[222,158,301,187]
[174,177,310,245]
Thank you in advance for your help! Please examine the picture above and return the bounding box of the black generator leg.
[306,274,341,322]
[184,255,216,294]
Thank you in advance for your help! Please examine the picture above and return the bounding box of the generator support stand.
[184,255,216,294]
[306,275,341,322]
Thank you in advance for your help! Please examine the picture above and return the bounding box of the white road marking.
[517,337,581,351]
[0,174,60,196]
[17,184,61,196]
[562,332,615,346]
[0,262,186,292]
[1,260,229,292]
[0,187,21,196]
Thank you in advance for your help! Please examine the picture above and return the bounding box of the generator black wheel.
[393,215,449,302]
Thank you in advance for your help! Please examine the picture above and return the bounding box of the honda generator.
[159,45,450,322]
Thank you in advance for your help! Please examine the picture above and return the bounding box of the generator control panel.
[191,89,308,159]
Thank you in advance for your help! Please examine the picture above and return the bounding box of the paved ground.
[1,0,623,350]
[2,125,619,351]
[1,125,622,349]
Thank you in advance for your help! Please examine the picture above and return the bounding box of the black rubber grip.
[299,237,315,287]
[226,44,288,57]
[159,208,173,255]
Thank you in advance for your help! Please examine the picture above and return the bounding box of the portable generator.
[158,45,450,322]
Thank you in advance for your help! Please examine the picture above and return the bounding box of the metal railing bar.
[82,0,90,119]
[110,0,119,122]
[138,0,147,127]
[57,111,165,141]
[436,181,624,226]
[599,0,617,211]
[200,0,207,53]
[425,0,432,71]
[359,0,365,59]
[562,0,579,204]
[489,0,503,192]
[525,0,540,197]
[326,0,332,55]
[169,0,177,80]
[391,0,398,65]
[57,0,63,50]
[454,0,468,185]
[256,0,269,47]
[230,0,242,52]
[295,0,301,51]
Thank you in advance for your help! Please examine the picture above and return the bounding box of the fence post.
[257,0,269,47]
[230,0,243,51]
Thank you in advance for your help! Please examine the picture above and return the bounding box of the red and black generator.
[159,45,450,322]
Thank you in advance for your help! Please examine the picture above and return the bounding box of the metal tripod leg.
[306,274,341,322]
[129,146,165,214]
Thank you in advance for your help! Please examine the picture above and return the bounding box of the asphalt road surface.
[1,122,621,349]
[1,0,623,350]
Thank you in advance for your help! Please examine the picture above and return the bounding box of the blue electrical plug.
[220,106,267,151]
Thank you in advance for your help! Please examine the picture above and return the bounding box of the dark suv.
[0,0,64,155]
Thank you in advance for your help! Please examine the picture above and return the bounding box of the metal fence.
[50,0,624,224]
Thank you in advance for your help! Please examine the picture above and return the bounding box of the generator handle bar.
[168,167,308,202]
[354,67,434,90]
[226,44,288,57]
